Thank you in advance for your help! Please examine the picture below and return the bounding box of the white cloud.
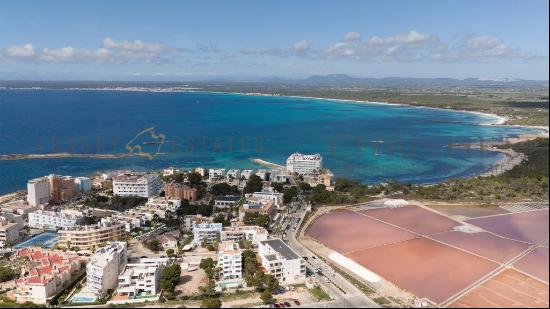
[368,30,431,45]
[325,42,356,57]
[344,32,361,42]
[101,37,171,54]
[291,40,310,52]
[241,30,537,63]
[0,37,177,64]
[4,44,36,58]
[241,40,315,58]
[41,47,79,61]
[458,36,516,58]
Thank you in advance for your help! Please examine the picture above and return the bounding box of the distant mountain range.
[1,74,548,89]
[260,74,549,88]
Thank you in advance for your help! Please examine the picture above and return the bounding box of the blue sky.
[1,0,548,80]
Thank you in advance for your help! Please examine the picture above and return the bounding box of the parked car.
[293,300,301,306]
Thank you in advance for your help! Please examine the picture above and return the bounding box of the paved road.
[282,199,379,308]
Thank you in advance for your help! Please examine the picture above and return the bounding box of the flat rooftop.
[261,239,300,261]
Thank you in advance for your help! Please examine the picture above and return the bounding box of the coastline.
[5,86,547,131]
[1,152,134,161]
[1,88,547,183]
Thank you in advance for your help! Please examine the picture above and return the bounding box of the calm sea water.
[0,90,537,194]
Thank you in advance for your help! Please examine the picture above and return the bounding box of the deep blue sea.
[0,89,538,194]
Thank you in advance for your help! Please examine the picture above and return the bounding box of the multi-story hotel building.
[28,209,89,230]
[226,169,241,181]
[113,259,165,300]
[247,187,284,209]
[241,170,253,180]
[221,225,268,247]
[74,176,92,193]
[27,176,51,206]
[49,174,76,202]
[113,173,162,198]
[164,182,197,201]
[192,222,223,246]
[240,198,277,220]
[208,168,226,180]
[57,218,126,250]
[217,241,242,280]
[182,214,213,232]
[269,168,288,183]
[86,242,128,296]
[258,239,306,285]
[286,153,323,175]
[0,219,20,247]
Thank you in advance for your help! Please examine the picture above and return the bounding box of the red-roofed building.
[8,247,83,304]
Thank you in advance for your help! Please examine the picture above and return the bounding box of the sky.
[0,0,548,81]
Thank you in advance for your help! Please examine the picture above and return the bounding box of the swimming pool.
[70,295,97,303]
[14,232,59,249]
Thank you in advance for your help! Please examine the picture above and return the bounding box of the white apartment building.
[162,167,181,176]
[270,168,288,183]
[113,173,162,198]
[217,241,242,280]
[226,169,241,182]
[221,225,268,247]
[194,167,206,177]
[182,215,213,232]
[0,219,20,247]
[286,153,323,175]
[247,187,284,209]
[192,222,223,246]
[145,197,181,213]
[28,209,88,230]
[87,242,128,295]
[57,218,126,250]
[115,259,165,298]
[255,169,268,181]
[27,177,51,206]
[74,177,92,193]
[258,239,306,285]
[241,170,253,180]
[208,168,226,180]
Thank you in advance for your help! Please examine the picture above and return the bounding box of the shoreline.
[4,86,547,131]
[1,152,134,161]
[1,88,547,187]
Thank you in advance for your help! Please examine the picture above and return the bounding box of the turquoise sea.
[0,90,538,194]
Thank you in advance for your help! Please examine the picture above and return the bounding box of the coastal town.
[0,152,347,308]
[0,141,548,309]
[1,1,549,308]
